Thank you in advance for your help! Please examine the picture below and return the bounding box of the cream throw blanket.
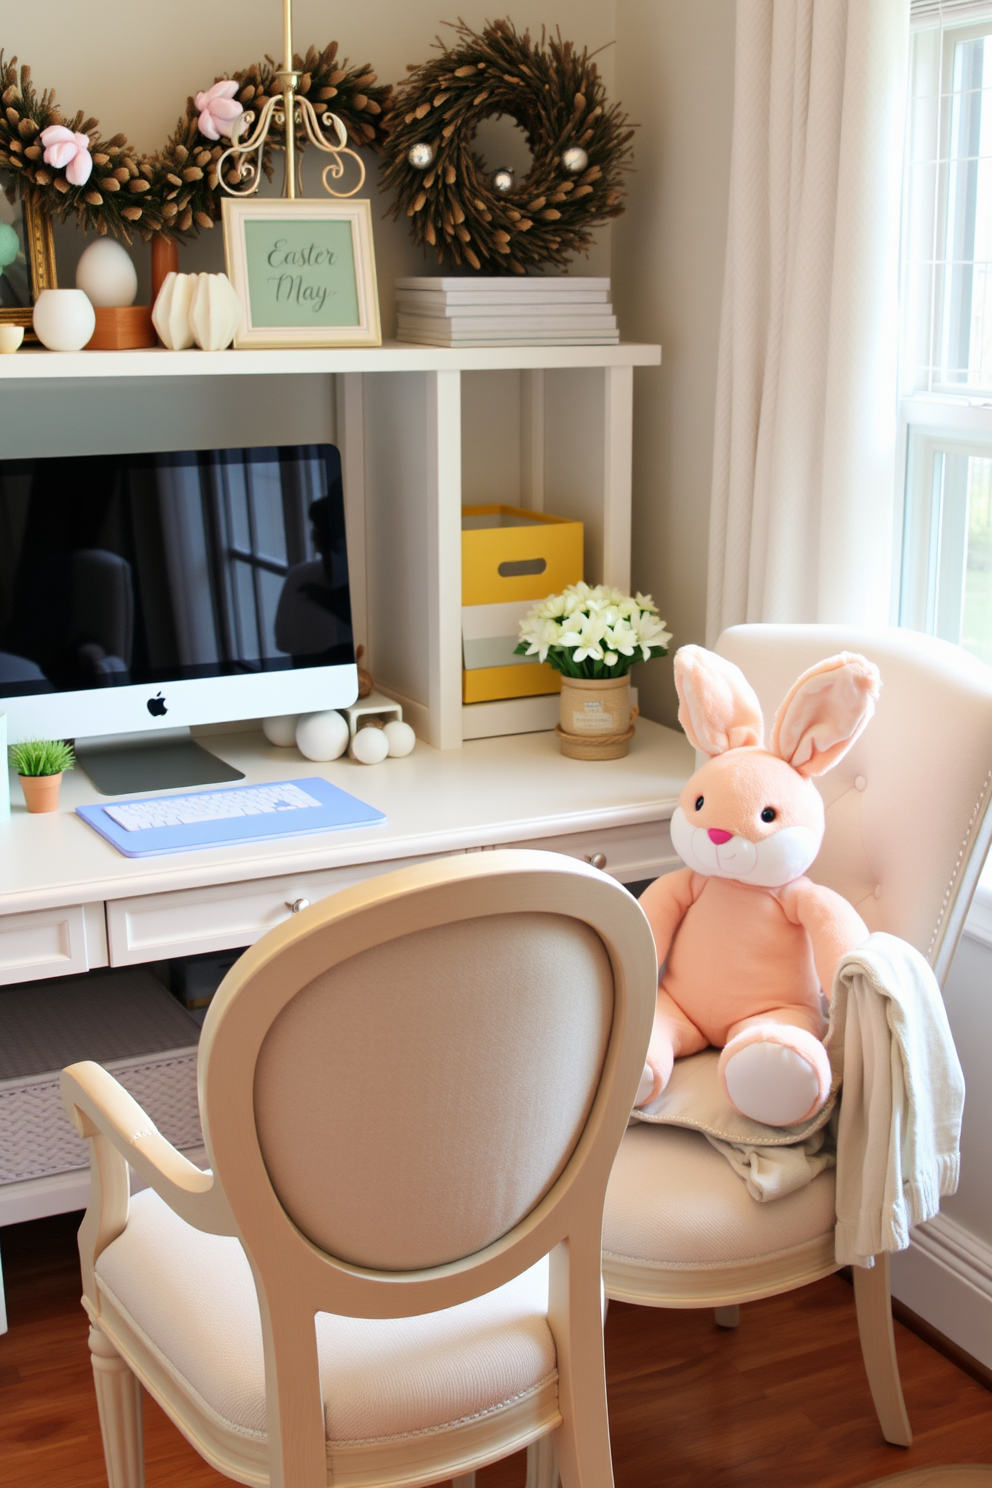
[828,933,963,1268]
[633,933,963,1268]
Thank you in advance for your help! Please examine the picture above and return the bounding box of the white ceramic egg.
[383,720,416,758]
[295,709,349,761]
[32,289,96,351]
[350,725,389,764]
[262,714,301,747]
[75,238,138,307]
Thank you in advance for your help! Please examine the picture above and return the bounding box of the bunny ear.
[675,645,764,756]
[770,652,881,778]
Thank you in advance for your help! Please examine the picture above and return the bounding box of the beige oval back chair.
[62,849,658,1488]
[602,624,992,1450]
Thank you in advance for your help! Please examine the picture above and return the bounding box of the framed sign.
[0,188,57,338]
[222,197,381,349]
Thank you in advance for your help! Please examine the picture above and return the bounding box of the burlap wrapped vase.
[556,674,637,760]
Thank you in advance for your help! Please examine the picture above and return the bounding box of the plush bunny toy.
[636,645,880,1128]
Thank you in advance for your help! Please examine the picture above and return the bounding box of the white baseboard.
[890,1211,992,1372]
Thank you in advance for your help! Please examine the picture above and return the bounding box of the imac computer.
[0,443,357,794]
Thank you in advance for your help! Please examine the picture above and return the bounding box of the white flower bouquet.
[515,582,672,679]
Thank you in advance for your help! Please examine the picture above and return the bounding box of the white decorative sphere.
[492,167,515,193]
[262,714,301,747]
[295,709,349,761]
[408,141,435,169]
[75,238,138,307]
[350,726,389,765]
[561,146,589,175]
[32,289,96,351]
[383,720,416,758]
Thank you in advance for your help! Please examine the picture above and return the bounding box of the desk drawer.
[510,819,678,884]
[0,902,107,986]
[106,857,426,965]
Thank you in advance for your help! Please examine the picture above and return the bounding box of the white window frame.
[898,6,992,639]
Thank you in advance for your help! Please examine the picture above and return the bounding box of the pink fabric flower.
[195,80,243,141]
[39,126,92,186]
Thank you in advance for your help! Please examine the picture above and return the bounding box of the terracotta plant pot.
[19,772,63,813]
[556,674,637,760]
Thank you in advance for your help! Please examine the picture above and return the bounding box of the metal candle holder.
[218,0,365,199]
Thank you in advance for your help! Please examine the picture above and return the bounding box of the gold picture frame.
[222,197,381,349]
[0,188,57,337]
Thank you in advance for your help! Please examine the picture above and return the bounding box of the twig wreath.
[0,45,391,243]
[380,19,634,274]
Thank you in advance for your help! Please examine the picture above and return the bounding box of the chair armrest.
[61,1060,235,1237]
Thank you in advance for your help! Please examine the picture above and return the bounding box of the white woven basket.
[0,967,204,1186]
[0,1047,201,1184]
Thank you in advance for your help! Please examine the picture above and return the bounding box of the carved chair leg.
[852,1254,912,1447]
[525,1433,560,1488]
[89,1324,145,1488]
[714,1305,740,1329]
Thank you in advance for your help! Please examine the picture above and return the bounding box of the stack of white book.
[395,277,619,347]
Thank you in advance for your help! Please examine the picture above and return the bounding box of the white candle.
[283,0,293,71]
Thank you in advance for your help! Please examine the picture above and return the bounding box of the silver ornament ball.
[491,167,515,194]
[561,146,589,175]
[407,141,435,170]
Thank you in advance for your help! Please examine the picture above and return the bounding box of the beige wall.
[614,0,735,727]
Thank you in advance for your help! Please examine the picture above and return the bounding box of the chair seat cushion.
[603,1123,837,1267]
[94,1189,557,1447]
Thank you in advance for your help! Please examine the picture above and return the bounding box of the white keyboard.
[105,782,323,833]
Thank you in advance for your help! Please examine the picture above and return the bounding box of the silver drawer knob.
[288,897,310,914]
[585,853,608,871]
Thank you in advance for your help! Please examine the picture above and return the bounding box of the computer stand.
[75,729,246,796]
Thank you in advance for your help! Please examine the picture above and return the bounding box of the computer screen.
[0,443,358,749]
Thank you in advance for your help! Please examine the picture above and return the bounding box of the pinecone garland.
[0,44,392,246]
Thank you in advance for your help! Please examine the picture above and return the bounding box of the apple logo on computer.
[146,693,168,718]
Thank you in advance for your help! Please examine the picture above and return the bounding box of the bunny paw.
[718,1026,831,1127]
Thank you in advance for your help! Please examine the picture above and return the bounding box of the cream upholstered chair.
[62,849,657,1488]
[602,624,992,1449]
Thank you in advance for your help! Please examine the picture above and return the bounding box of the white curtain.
[706,0,910,642]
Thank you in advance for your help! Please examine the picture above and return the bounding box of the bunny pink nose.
[707,828,733,844]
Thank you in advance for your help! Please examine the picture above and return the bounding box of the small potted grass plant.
[516,583,671,759]
[8,737,75,813]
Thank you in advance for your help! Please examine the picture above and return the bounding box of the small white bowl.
[0,324,24,354]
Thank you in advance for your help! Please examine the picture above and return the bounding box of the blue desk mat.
[76,777,385,858]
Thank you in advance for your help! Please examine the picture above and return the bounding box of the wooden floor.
[1,1211,991,1488]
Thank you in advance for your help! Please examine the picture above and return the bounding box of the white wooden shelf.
[0,340,660,379]
[0,339,661,747]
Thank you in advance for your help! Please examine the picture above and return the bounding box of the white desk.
[0,718,693,1329]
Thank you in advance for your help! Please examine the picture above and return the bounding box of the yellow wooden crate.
[461,505,583,606]
[463,661,562,705]
[461,507,582,704]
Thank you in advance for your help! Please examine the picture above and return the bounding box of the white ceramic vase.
[151,271,197,350]
[189,273,242,351]
[32,289,96,352]
[152,271,242,351]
